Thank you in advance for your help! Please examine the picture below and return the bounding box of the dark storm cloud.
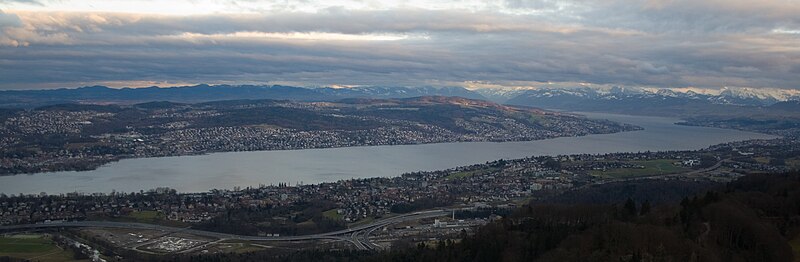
[0,0,798,90]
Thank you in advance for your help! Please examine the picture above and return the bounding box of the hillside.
[504,87,800,138]
[504,86,800,108]
[0,97,637,175]
[771,101,800,112]
[133,172,800,262]
[504,88,779,117]
[0,85,487,108]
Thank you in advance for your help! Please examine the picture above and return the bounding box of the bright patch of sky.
[4,0,537,14]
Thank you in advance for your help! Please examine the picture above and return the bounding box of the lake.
[0,112,778,195]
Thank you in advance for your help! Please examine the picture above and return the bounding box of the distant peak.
[78,85,112,90]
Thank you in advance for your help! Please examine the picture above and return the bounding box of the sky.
[0,0,799,90]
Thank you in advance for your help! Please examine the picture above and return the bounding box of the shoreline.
[1,125,640,177]
[0,112,778,195]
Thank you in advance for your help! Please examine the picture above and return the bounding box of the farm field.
[322,209,343,221]
[589,159,689,178]
[88,210,188,227]
[791,235,800,262]
[0,234,85,262]
[787,157,800,170]
[447,167,501,180]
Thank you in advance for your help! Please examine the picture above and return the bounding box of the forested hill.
[0,97,637,175]
[162,172,800,262]
[378,172,800,262]
[0,85,487,108]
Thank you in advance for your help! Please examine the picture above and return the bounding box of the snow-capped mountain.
[507,86,799,107]
[473,87,535,103]
[503,86,800,116]
[318,86,487,100]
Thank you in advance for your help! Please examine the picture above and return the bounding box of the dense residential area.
[2,137,797,228]
[3,0,800,260]
[0,138,798,260]
[0,97,638,175]
[0,90,797,261]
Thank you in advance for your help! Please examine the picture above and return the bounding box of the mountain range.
[2,85,799,116]
[502,86,800,117]
[0,85,486,108]
[496,86,800,106]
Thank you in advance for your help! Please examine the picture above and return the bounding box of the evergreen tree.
[640,200,651,215]
[624,198,637,216]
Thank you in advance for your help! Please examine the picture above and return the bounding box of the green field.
[754,157,771,164]
[0,235,84,261]
[297,219,317,227]
[589,159,689,178]
[123,210,162,222]
[225,243,265,253]
[525,112,558,126]
[787,158,800,170]
[446,167,500,180]
[790,236,800,262]
[322,209,343,221]
[90,210,187,227]
[349,216,377,227]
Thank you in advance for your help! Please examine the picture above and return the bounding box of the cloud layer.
[1,0,799,90]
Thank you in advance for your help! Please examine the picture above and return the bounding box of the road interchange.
[0,209,452,251]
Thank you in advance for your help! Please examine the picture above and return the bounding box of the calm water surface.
[0,112,777,195]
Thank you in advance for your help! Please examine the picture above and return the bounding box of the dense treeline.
[350,104,494,133]
[193,201,346,236]
[153,172,800,262]
[194,106,381,131]
[540,179,721,205]
[0,108,21,122]
[390,197,454,214]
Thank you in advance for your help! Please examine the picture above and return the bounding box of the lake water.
[0,112,778,195]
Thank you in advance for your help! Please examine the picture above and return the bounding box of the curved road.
[0,209,451,250]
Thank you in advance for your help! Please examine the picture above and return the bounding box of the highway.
[0,209,451,251]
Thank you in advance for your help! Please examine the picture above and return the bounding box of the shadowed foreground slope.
[186,172,799,262]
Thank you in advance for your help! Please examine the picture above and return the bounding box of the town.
[0,97,638,175]
[1,137,797,259]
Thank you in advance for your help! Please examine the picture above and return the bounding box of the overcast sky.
[0,0,799,90]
